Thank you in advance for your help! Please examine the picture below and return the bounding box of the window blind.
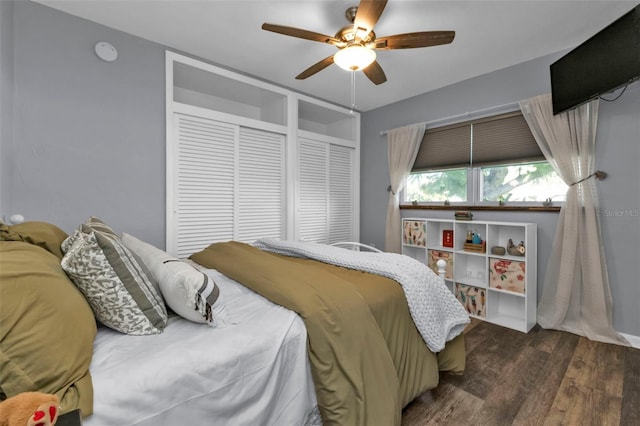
[472,113,544,166]
[412,111,543,171]
[413,124,471,171]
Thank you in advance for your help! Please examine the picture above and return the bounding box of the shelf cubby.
[402,218,537,332]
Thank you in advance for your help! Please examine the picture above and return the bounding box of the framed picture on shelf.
[442,229,454,248]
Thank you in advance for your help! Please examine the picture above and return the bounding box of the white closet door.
[173,114,236,258]
[237,127,285,242]
[298,138,328,243]
[329,144,354,244]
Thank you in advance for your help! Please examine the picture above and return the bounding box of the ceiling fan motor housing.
[336,26,376,44]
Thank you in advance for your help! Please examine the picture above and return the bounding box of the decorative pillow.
[82,216,118,237]
[61,216,117,254]
[0,241,96,416]
[0,221,68,259]
[121,233,228,327]
[61,225,168,335]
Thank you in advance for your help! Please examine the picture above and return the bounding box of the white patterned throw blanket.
[253,238,470,352]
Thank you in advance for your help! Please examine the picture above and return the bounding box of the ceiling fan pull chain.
[350,70,357,113]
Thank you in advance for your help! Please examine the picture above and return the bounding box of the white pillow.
[121,233,228,326]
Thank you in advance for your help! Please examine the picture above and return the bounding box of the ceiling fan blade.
[362,60,387,85]
[374,31,455,50]
[296,55,335,80]
[353,0,388,35]
[262,23,344,46]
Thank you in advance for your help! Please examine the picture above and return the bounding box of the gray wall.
[0,0,14,219]
[361,53,640,337]
[5,1,166,247]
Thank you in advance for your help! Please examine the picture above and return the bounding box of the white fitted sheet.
[84,269,320,426]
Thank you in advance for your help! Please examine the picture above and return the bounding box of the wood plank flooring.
[402,320,640,426]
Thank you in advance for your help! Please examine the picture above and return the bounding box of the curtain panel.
[385,124,425,253]
[519,93,628,346]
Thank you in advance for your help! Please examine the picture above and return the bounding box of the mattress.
[84,269,320,426]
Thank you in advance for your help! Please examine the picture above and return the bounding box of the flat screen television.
[550,5,640,115]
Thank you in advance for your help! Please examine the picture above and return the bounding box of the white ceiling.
[35,0,638,111]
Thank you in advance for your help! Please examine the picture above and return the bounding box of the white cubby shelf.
[401,218,537,332]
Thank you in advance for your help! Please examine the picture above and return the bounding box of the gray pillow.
[61,219,167,335]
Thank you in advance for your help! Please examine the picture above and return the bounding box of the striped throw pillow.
[121,233,228,327]
[61,224,167,335]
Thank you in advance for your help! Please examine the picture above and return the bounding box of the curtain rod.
[379,101,520,136]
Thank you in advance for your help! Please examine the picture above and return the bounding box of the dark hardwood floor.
[402,320,640,426]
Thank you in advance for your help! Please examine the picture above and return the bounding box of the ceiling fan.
[261,0,455,85]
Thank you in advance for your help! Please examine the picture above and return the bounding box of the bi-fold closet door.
[297,137,355,245]
[166,52,360,257]
[169,113,285,258]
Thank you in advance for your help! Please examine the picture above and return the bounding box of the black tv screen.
[550,5,640,115]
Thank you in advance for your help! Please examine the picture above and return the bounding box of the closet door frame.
[166,51,360,256]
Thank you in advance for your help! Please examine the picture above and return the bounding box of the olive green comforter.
[191,241,465,426]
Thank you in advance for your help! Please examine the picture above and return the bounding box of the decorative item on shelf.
[506,239,526,256]
[465,229,474,243]
[403,220,425,246]
[428,250,453,280]
[543,194,567,207]
[463,237,486,253]
[491,246,506,255]
[489,258,526,294]
[411,200,418,206]
[442,229,454,248]
[454,211,473,221]
[455,283,486,318]
[444,199,450,206]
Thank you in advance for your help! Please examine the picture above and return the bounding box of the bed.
[0,218,469,426]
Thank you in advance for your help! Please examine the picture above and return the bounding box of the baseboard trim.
[621,332,640,349]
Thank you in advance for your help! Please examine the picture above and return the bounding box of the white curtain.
[519,94,628,346]
[384,124,425,253]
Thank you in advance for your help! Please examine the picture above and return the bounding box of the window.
[406,169,468,202]
[480,162,567,203]
[405,111,567,206]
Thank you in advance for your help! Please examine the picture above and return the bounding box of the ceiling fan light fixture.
[334,44,376,71]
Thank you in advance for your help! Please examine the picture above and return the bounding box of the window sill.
[400,204,561,212]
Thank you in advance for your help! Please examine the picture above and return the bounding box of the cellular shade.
[412,112,543,171]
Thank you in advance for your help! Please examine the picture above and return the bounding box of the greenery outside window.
[480,161,567,203]
[404,111,566,207]
[405,163,566,205]
[406,169,468,203]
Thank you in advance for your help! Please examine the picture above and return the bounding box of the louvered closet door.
[237,128,285,242]
[298,138,329,243]
[329,144,354,243]
[174,114,236,258]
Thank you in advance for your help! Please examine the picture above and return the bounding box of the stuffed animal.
[0,392,59,426]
